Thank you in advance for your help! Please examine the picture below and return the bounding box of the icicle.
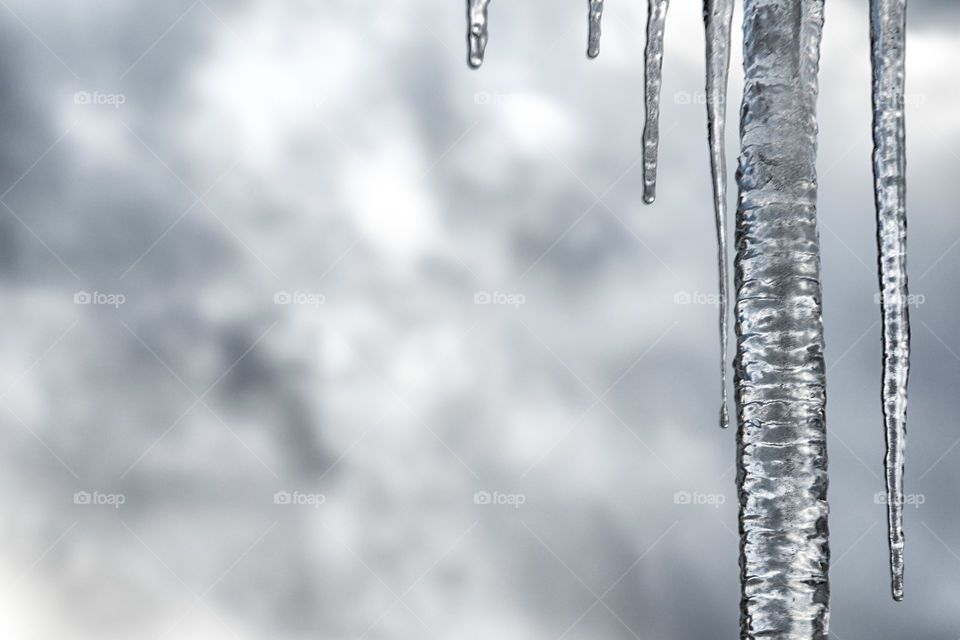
[467,0,492,68]
[703,0,734,430]
[642,0,670,204]
[870,0,909,603]
[735,0,830,638]
[587,1,604,58]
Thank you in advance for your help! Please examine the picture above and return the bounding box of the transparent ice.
[642,0,670,204]
[703,0,735,430]
[734,0,830,636]
[462,0,913,628]
[466,0,491,68]
[588,0,604,58]
[870,0,909,603]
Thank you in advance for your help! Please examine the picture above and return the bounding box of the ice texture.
[467,0,492,68]
[734,0,830,637]
[870,0,909,602]
[703,0,735,429]
[642,0,670,204]
[588,1,604,58]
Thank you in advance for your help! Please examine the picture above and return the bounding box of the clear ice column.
[735,1,830,638]
[703,0,735,429]
[588,0,604,58]
[467,0,492,68]
[870,0,909,602]
[642,0,670,204]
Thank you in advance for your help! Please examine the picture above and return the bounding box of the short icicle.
[703,0,734,429]
[587,0,604,58]
[735,0,830,637]
[642,0,670,204]
[467,0,492,68]
[870,0,910,602]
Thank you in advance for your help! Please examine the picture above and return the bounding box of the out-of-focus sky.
[0,0,957,638]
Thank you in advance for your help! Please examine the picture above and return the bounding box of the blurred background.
[0,0,957,637]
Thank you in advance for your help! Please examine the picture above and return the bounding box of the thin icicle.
[587,0,604,58]
[467,0,492,69]
[870,0,909,602]
[735,0,829,638]
[642,0,669,204]
[703,0,734,430]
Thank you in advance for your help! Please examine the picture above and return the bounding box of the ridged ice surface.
[735,0,830,638]
[703,0,734,430]
[870,0,909,602]
[466,0,492,68]
[642,0,670,204]
[587,0,604,58]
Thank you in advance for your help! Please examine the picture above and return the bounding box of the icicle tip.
[587,0,603,58]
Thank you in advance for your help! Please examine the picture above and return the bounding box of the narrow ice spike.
[870,0,909,602]
[467,0,492,68]
[642,0,670,204]
[587,0,604,58]
[703,0,734,429]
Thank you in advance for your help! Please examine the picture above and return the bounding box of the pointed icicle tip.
[587,0,604,58]
[641,0,670,205]
[870,0,909,602]
[702,0,734,431]
[889,535,904,600]
[467,0,492,69]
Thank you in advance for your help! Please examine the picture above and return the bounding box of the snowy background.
[0,0,957,638]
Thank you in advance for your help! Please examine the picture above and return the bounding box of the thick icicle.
[587,0,604,58]
[703,0,734,430]
[735,0,830,638]
[466,0,492,68]
[642,0,669,204]
[870,0,909,602]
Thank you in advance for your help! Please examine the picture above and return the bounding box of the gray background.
[0,0,956,638]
